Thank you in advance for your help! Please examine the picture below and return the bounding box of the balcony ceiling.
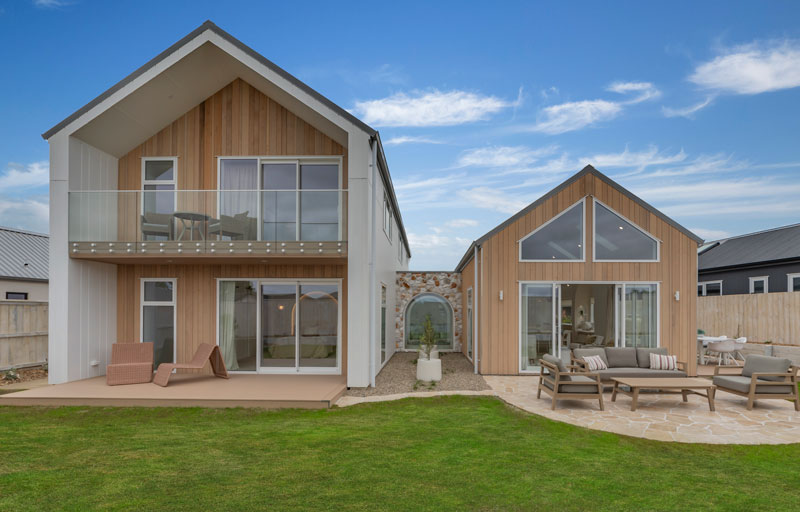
[71,41,349,157]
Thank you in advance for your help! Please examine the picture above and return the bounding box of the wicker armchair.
[106,342,153,385]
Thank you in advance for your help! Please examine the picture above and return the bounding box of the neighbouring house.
[698,224,800,296]
[0,226,49,301]
[449,166,703,376]
[43,21,410,387]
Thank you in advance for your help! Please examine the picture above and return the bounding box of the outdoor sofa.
[538,354,604,410]
[571,347,687,383]
[713,355,799,411]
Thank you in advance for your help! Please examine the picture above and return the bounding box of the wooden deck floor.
[0,374,346,409]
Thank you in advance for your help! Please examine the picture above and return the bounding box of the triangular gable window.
[593,201,658,261]
[519,199,584,261]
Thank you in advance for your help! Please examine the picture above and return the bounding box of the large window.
[698,281,722,296]
[141,158,177,241]
[519,200,584,261]
[594,201,658,261]
[383,195,393,241]
[749,276,768,294]
[405,294,453,350]
[217,157,341,242]
[141,279,176,368]
[520,284,556,372]
[623,284,657,348]
[218,279,341,373]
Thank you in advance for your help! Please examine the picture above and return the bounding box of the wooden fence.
[697,292,800,345]
[0,300,48,369]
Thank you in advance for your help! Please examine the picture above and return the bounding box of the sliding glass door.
[218,279,341,374]
[520,283,559,372]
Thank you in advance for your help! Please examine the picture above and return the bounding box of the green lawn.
[1,396,798,511]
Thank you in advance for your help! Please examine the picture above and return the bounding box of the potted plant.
[416,315,442,382]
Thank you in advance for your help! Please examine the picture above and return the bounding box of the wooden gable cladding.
[117,78,347,191]
[476,172,698,376]
[116,263,348,375]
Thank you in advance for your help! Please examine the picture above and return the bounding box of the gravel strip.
[0,367,48,386]
[346,352,490,397]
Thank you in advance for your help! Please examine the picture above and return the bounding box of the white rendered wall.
[0,280,49,301]
[49,135,118,384]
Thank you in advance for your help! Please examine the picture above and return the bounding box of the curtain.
[220,159,258,239]
[219,281,239,371]
[604,286,615,346]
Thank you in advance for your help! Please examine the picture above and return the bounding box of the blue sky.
[1,1,800,269]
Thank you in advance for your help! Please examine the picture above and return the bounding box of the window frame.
[466,287,474,362]
[380,283,387,364]
[749,276,769,294]
[141,157,178,220]
[698,280,723,296]
[787,273,800,292]
[5,292,28,300]
[518,197,586,262]
[383,195,393,243]
[403,293,455,351]
[592,198,660,262]
[139,277,177,366]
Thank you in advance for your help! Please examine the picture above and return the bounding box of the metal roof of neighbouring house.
[455,165,703,271]
[0,226,49,282]
[698,223,800,271]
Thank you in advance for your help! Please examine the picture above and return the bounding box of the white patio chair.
[707,339,738,366]
[732,337,747,362]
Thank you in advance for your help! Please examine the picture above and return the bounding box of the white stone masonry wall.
[395,272,462,351]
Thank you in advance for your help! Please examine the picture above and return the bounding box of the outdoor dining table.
[697,336,737,364]
[173,211,210,241]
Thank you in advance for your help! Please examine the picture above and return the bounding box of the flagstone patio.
[485,376,800,445]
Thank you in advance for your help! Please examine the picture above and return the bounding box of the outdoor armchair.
[107,342,153,386]
[712,355,799,411]
[538,354,604,411]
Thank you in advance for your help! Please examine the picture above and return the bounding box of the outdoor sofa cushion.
[742,355,792,382]
[649,353,678,370]
[636,347,668,368]
[543,375,599,394]
[583,355,607,371]
[572,348,608,367]
[595,367,687,380]
[542,353,567,373]
[605,347,638,368]
[713,375,794,395]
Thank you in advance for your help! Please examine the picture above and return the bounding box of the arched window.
[405,294,454,350]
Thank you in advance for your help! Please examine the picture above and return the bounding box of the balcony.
[68,189,348,258]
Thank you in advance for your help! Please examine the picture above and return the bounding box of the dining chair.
[732,337,747,362]
[707,339,738,366]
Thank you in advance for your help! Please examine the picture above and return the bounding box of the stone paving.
[486,376,800,445]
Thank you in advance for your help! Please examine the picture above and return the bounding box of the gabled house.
[454,166,703,375]
[0,226,49,301]
[698,224,800,296]
[44,21,409,389]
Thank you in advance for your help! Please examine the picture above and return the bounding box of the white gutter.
[368,137,378,387]
[473,244,479,374]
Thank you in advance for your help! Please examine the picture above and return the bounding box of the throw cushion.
[649,353,677,370]
[573,347,608,367]
[636,347,668,368]
[605,347,638,368]
[583,355,608,371]
[742,355,791,382]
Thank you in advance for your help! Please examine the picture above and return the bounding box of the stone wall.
[396,272,462,351]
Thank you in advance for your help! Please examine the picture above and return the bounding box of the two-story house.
[44,21,409,390]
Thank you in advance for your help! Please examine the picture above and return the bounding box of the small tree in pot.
[420,315,437,360]
[416,315,442,382]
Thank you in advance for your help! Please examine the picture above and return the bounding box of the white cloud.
[457,145,557,168]
[0,161,49,190]
[528,99,622,134]
[33,0,69,7]
[690,228,730,241]
[586,146,686,171]
[407,232,471,252]
[662,96,715,118]
[457,187,528,214]
[607,81,662,103]
[0,196,49,233]
[395,173,465,191]
[353,89,517,127]
[689,40,800,94]
[445,219,478,228]
[383,136,443,146]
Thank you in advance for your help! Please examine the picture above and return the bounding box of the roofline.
[42,20,377,140]
[699,256,800,273]
[454,165,704,272]
[0,276,49,283]
[372,133,411,257]
[702,221,800,246]
[0,226,49,238]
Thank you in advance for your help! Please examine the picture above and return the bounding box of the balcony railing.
[68,190,348,256]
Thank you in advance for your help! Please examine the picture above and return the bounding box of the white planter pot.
[418,349,440,360]
[417,358,442,382]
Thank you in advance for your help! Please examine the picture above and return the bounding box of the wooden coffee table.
[611,377,716,412]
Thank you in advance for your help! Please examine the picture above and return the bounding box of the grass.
[1,396,799,511]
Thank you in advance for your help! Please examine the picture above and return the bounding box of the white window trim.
[215,277,343,375]
[698,280,723,296]
[141,157,178,221]
[592,198,661,262]
[517,280,660,374]
[140,278,177,365]
[787,273,800,292]
[383,195,393,243]
[518,197,586,262]
[466,287,474,362]
[380,283,388,368]
[749,276,769,294]
[216,156,344,242]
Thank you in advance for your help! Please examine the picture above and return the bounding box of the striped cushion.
[583,355,608,371]
[649,353,677,370]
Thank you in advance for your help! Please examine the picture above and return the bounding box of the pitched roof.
[0,226,49,281]
[698,223,800,271]
[455,165,703,271]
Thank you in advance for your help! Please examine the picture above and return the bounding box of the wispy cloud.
[588,146,686,172]
[33,0,71,7]
[0,161,49,190]
[607,81,662,103]
[352,89,520,127]
[689,39,800,94]
[0,196,49,233]
[662,96,715,118]
[457,145,557,168]
[383,135,443,146]
[457,187,528,214]
[445,218,479,228]
[690,228,730,241]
